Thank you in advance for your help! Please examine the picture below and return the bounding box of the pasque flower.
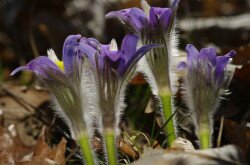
[80,34,158,165]
[106,0,180,145]
[178,44,236,149]
[11,33,157,165]
[11,35,99,165]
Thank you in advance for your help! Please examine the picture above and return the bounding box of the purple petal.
[80,37,101,50]
[224,50,236,58]
[177,61,187,69]
[214,51,235,81]
[104,51,123,70]
[104,51,120,63]
[166,0,180,35]
[62,35,81,73]
[121,34,139,62]
[11,56,61,77]
[185,44,199,62]
[118,44,160,76]
[11,66,28,76]
[199,47,217,66]
[149,7,171,30]
[171,0,180,9]
[77,43,98,69]
[106,8,148,34]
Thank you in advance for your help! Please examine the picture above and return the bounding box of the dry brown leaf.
[133,145,246,165]
[16,156,58,165]
[0,125,32,164]
[119,140,139,159]
[223,119,250,156]
[17,135,67,165]
[0,82,49,122]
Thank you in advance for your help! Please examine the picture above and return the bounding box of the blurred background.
[0,0,250,164]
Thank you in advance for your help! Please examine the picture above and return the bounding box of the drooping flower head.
[178,44,236,148]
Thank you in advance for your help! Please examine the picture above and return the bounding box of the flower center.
[47,48,64,71]
[55,61,64,71]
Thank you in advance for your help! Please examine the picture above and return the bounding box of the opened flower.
[80,34,158,165]
[106,0,180,92]
[11,35,99,165]
[106,0,180,145]
[178,44,236,149]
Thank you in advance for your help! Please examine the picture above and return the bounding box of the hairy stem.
[199,120,210,149]
[78,133,95,165]
[104,129,117,165]
[159,91,176,145]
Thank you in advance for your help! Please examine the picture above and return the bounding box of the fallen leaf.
[132,145,246,165]
[17,134,67,165]
[223,119,250,159]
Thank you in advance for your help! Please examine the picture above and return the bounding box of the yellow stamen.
[56,61,64,71]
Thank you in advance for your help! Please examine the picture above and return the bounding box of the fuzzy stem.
[78,134,95,165]
[104,129,117,165]
[199,120,210,149]
[159,91,176,145]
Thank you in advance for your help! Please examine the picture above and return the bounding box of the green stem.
[78,134,95,165]
[159,92,176,145]
[104,129,117,165]
[199,122,210,149]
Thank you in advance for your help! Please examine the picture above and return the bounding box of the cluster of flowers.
[11,0,236,164]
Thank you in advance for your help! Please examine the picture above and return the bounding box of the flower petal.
[185,44,199,62]
[106,8,148,34]
[177,61,187,69]
[77,43,98,69]
[214,50,236,81]
[119,44,160,76]
[104,51,121,63]
[149,7,171,30]
[121,34,139,63]
[11,66,28,76]
[172,0,180,9]
[199,47,217,66]
[62,35,81,73]
[11,56,61,78]
[224,50,236,58]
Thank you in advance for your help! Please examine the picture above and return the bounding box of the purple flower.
[10,34,100,139]
[81,34,158,77]
[178,44,236,84]
[11,35,96,79]
[10,55,63,78]
[178,44,236,147]
[78,34,158,130]
[106,0,180,95]
[106,0,180,35]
